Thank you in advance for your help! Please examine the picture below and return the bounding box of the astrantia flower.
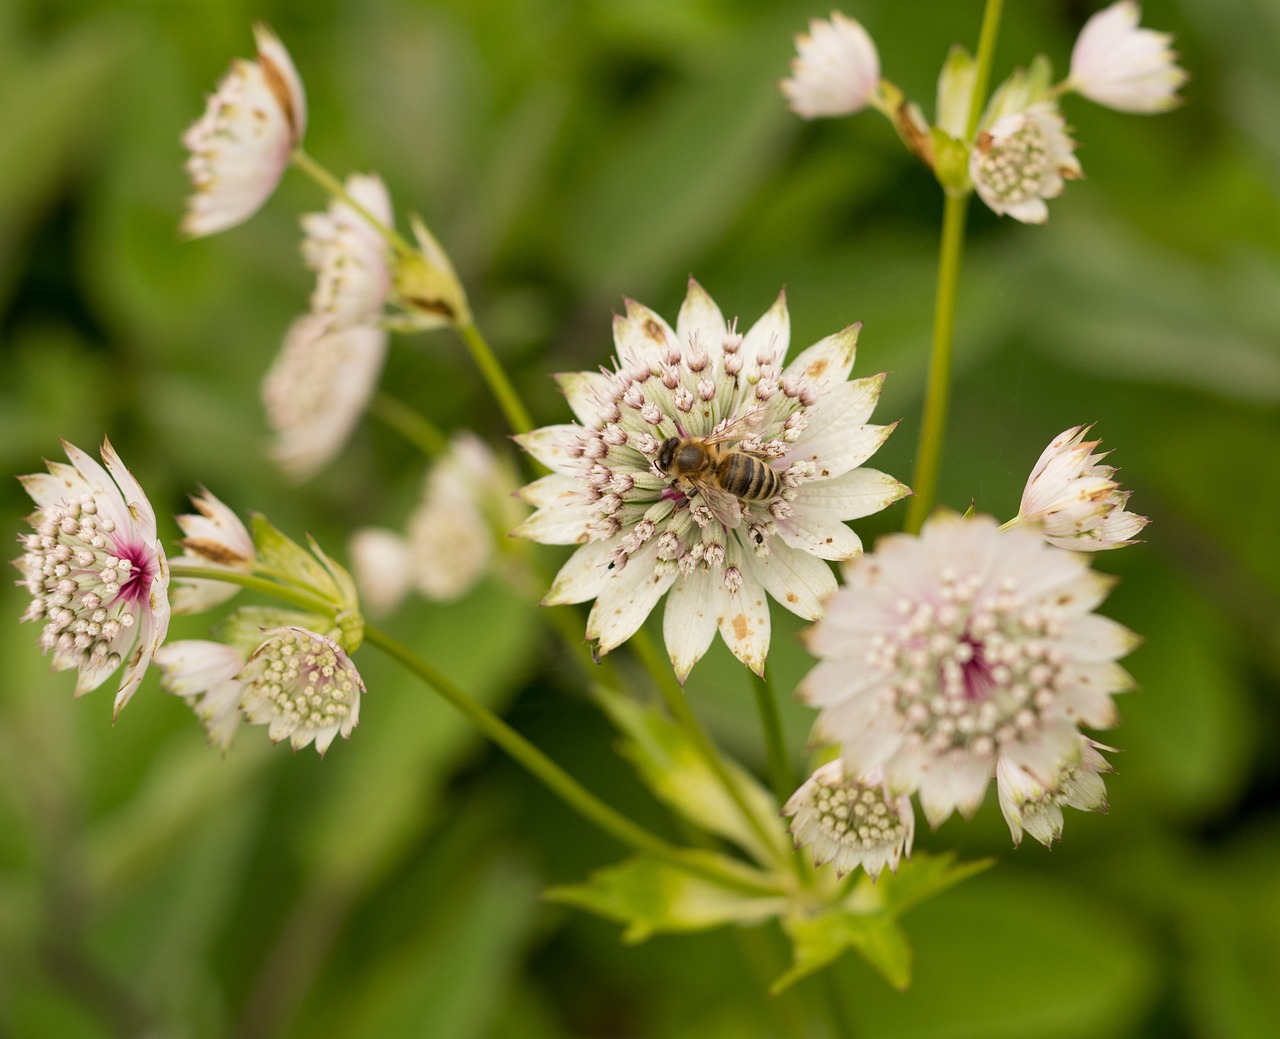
[802,512,1136,828]
[155,639,247,750]
[239,627,363,754]
[1017,425,1148,550]
[170,489,255,614]
[262,313,388,479]
[997,737,1112,847]
[970,101,1081,223]
[350,434,522,611]
[781,12,881,118]
[784,760,914,879]
[1069,1,1187,114]
[182,23,307,237]
[16,439,170,717]
[302,173,393,329]
[515,279,907,681]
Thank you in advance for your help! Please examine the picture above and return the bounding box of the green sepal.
[593,685,789,867]
[981,53,1055,130]
[774,852,992,993]
[250,514,342,602]
[931,128,972,196]
[545,854,787,943]
[936,44,977,139]
[306,534,363,650]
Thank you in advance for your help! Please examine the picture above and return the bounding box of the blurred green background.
[2,0,1278,1035]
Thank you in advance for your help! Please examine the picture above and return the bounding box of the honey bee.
[655,426,783,527]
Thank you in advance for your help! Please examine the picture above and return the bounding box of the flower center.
[871,569,1067,759]
[975,123,1050,205]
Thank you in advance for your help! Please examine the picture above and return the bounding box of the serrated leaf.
[849,851,994,917]
[593,686,788,866]
[774,906,911,993]
[545,854,787,943]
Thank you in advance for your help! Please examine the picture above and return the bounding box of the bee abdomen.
[719,453,782,501]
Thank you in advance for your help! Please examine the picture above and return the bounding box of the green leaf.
[593,686,787,865]
[773,852,989,993]
[545,855,787,943]
[775,906,911,993]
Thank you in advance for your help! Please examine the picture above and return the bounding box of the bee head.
[656,437,681,474]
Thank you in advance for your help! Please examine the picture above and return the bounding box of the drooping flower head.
[781,12,882,119]
[16,439,170,717]
[1069,1,1187,114]
[261,313,388,479]
[301,173,394,329]
[1017,425,1148,551]
[515,279,907,681]
[802,512,1136,829]
[170,488,255,614]
[156,625,364,754]
[784,760,914,879]
[970,101,1081,223]
[182,23,307,237]
[997,736,1112,847]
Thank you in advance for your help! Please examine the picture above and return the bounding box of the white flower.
[261,313,388,479]
[997,737,1112,847]
[182,23,307,237]
[970,101,1081,223]
[783,760,914,879]
[350,434,520,611]
[16,439,170,717]
[1017,425,1148,551]
[237,627,363,753]
[801,512,1137,828]
[170,488,255,614]
[781,12,881,119]
[302,173,393,329]
[1069,1,1187,114]
[155,639,247,750]
[514,279,907,681]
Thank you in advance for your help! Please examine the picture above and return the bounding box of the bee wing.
[704,409,767,446]
[694,480,742,527]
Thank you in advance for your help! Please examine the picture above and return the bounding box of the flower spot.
[732,613,750,640]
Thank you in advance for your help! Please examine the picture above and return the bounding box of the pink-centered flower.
[182,24,307,237]
[261,313,388,479]
[784,760,914,879]
[1069,1,1187,114]
[801,512,1136,830]
[781,12,881,118]
[16,439,170,717]
[970,101,1081,223]
[1018,425,1148,551]
[514,279,907,681]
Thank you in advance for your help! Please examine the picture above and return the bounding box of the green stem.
[363,625,779,896]
[289,148,415,256]
[368,392,449,457]
[903,191,968,534]
[629,629,784,864]
[167,564,332,615]
[904,0,1004,534]
[456,322,536,439]
[750,665,794,805]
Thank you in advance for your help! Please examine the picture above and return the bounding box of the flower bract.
[302,173,393,329]
[997,736,1112,847]
[170,488,255,614]
[514,278,907,681]
[801,512,1136,830]
[1069,1,1187,114]
[781,12,881,119]
[181,23,307,237]
[16,439,170,717]
[1017,425,1148,550]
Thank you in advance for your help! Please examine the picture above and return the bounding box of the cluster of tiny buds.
[974,124,1052,208]
[868,569,1068,758]
[810,776,907,851]
[21,495,142,672]
[243,629,358,737]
